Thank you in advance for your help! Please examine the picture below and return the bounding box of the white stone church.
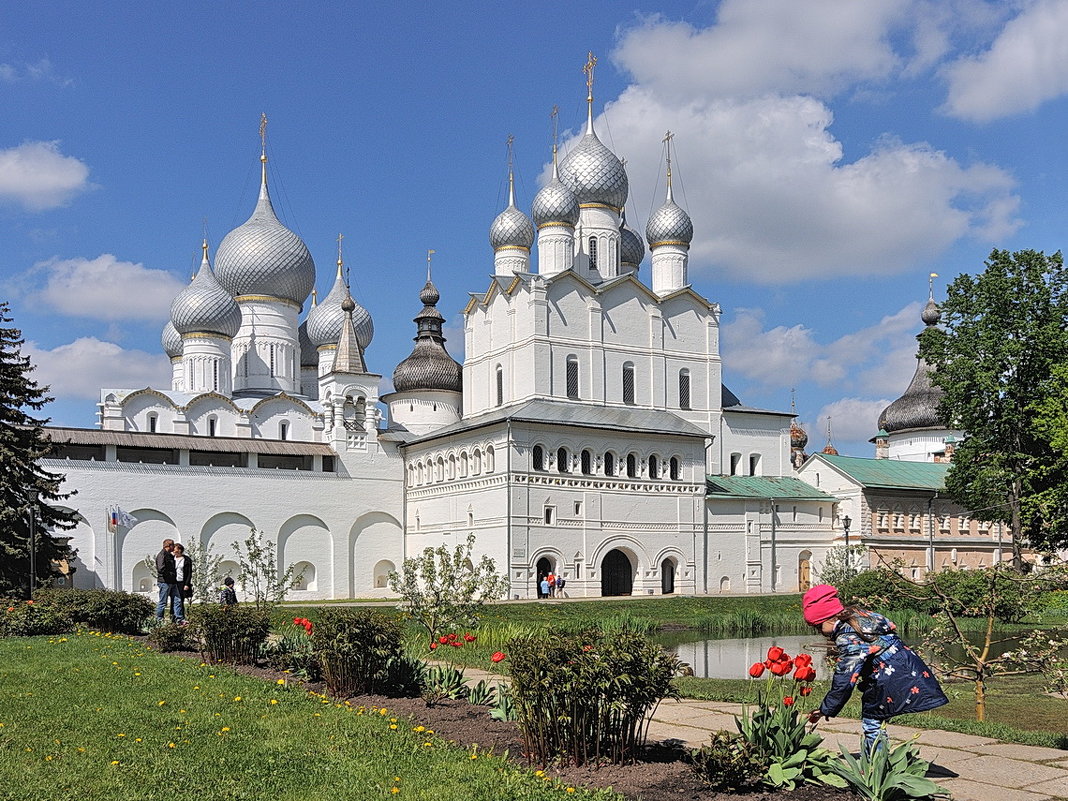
[43,73,843,601]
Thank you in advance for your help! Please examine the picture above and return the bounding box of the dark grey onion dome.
[532,154,579,228]
[214,159,316,306]
[646,198,694,246]
[489,174,535,251]
[559,129,628,210]
[619,210,645,268]
[162,320,182,359]
[306,266,374,349]
[878,294,945,434]
[392,277,462,393]
[170,248,242,338]
[298,320,317,367]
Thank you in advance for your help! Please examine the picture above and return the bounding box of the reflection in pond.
[659,633,833,680]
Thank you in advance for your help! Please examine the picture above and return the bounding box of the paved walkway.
[459,666,1068,801]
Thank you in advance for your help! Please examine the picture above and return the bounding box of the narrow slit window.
[566,355,579,399]
[679,369,691,410]
[622,362,635,405]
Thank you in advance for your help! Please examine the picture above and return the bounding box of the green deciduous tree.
[388,534,508,645]
[230,528,303,612]
[0,302,76,596]
[919,249,1068,564]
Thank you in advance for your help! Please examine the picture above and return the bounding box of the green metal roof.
[814,453,947,491]
[706,475,837,501]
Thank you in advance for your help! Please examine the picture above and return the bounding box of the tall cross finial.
[583,51,597,101]
[550,105,559,150]
[427,249,436,282]
[259,113,268,162]
[506,135,516,206]
[336,233,345,279]
[928,271,938,298]
[663,130,675,198]
[790,387,797,412]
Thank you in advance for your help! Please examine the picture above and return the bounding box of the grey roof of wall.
[42,426,334,456]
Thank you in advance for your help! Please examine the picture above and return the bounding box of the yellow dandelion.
[426,729,434,735]
[313,713,321,717]
[470,754,477,760]
[77,747,86,753]
[110,760,119,766]
[157,700,166,706]
[567,788,575,793]
[379,708,387,716]
[390,789,399,795]
[233,696,242,702]
[45,756,53,761]
[116,733,126,738]
[179,709,186,714]
[168,742,176,749]
[413,726,425,733]
[390,717,397,723]
[276,679,285,685]
[389,724,398,730]
[134,672,141,676]
[535,770,545,777]
[221,727,230,732]
[135,739,142,743]
[193,685,200,690]
[270,699,278,705]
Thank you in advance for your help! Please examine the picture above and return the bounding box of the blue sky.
[2,0,1067,456]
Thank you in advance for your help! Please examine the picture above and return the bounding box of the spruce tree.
[0,301,76,596]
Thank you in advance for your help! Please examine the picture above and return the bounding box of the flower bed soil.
[148,642,855,800]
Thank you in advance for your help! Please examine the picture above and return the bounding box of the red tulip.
[439,636,449,644]
[446,633,458,641]
[293,617,302,625]
[767,646,785,662]
[783,696,795,706]
[464,633,476,642]
[450,641,463,648]
[748,662,766,678]
[430,642,439,650]
[799,666,817,682]
[794,653,812,667]
[491,652,506,663]
[770,661,790,676]
[800,686,813,696]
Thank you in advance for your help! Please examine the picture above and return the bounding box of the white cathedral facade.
[43,75,843,601]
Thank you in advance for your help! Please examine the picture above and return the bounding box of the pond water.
[656,630,1028,680]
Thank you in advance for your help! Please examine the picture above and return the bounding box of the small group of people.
[154,538,239,624]
[538,571,565,599]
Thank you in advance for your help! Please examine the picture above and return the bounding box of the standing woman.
[172,543,195,624]
[802,584,947,754]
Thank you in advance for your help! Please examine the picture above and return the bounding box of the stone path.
[459,666,1068,800]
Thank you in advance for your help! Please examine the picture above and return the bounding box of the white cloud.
[0,141,92,210]
[942,0,1068,122]
[613,2,908,103]
[0,58,72,87]
[21,254,185,322]
[24,338,171,401]
[810,396,894,446]
[563,89,1019,283]
[722,303,921,393]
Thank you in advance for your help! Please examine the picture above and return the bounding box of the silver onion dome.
[162,320,183,359]
[306,267,374,350]
[489,173,535,251]
[214,160,316,307]
[392,276,462,393]
[559,129,628,210]
[619,211,645,268]
[878,293,945,434]
[170,248,242,338]
[298,320,317,368]
[532,154,580,228]
[646,199,694,247]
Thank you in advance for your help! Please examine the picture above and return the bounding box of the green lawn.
[0,632,619,801]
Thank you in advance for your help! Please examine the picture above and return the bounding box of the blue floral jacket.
[819,611,948,721]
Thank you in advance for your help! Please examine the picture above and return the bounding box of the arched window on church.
[279,421,289,441]
[580,449,592,475]
[556,447,569,473]
[208,416,218,438]
[147,413,158,433]
[679,369,691,410]
[588,236,598,269]
[604,452,616,476]
[626,453,638,478]
[532,445,544,472]
[648,454,659,479]
[669,456,681,480]
[566,355,579,400]
[495,364,503,407]
[622,362,635,405]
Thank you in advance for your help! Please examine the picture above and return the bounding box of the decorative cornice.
[234,294,302,311]
[181,332,233,341]
[649,240,691,249]
[579,202,621,213]
[493,245,531,254]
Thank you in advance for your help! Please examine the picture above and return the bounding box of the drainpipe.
[769,499,778,592]
[702,437,714,594]
[506,419,514,598]
[927,491,937,576]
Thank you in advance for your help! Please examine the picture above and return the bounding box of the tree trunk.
[975,676,986,722]
[1010,477,1024,570]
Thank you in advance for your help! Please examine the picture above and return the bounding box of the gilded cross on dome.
[259,113,268,162]
[583,51,597,101]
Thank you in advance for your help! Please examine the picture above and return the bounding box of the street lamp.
[842,514,852,550]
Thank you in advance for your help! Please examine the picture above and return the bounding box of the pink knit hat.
[802,584,844,625]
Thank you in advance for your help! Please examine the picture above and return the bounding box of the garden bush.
[688,731,767,792]
[147,620,194,652]
[312,609,414,697]
[0,599,71,636]
[35,588,153,634]
[508,628,681,766]
[190,605,270,664]
[262,628,322,682]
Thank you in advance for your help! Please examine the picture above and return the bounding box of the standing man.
[154,538,178,621]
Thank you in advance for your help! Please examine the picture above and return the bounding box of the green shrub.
[312,609,409,697]
[830,739,949,800]
[35,588,153,633]
[508,628,681,766]
[1035,589,1068,616]
[0,599,71,636]
[190,605,270,664]
[688,731,767,792]
[262,631,322,682]
[421,665,469,706]
[147,621,194,652]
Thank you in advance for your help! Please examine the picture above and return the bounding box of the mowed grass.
[0,632,620,801]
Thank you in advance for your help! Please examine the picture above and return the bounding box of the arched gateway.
[600,549,633,596]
